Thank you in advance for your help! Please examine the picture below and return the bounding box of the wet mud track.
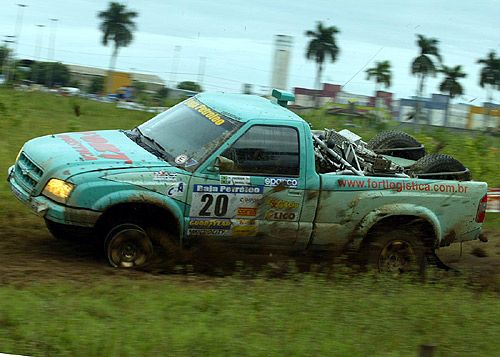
[0,223,499,286]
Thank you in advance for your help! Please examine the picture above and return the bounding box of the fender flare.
[91,189,185,234]
[350,203,442,249]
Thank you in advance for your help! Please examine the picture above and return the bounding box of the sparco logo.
[264,178,298,187]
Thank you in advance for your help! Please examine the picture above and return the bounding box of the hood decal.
[57,131,132,164]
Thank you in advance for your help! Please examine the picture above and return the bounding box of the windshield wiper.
[130,127,174,162]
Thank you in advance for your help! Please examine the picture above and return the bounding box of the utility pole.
[33,25,45,84]
[2,36,15,84]
[197,56,206,89]
[34,25,45,59]
[48,18,58,60]
[10,4,28,84]
[46,18,59,87]
[170,45,181,88]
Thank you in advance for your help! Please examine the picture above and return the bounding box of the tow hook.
[478,233,488,242]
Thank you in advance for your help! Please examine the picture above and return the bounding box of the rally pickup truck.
[7,90,489,271]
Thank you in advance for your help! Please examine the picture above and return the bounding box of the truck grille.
[13,152,44,194]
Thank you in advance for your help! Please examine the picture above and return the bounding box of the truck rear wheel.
[367,130,425,160]
[362,228,426,273]
[105,223,154,268]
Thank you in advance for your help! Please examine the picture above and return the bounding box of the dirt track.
[0,223,498,286]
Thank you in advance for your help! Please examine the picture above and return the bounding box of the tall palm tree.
[98,2,138,93]
[411,34,441,97]
[477,50,500,103]
[366,60,392,91]
[365,60,392,119]
[477,51,500,129]
[305,22,340,90]
[439,64,466,126]
[411,34,441,122]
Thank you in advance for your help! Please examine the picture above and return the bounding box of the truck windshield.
[138,98,241,169]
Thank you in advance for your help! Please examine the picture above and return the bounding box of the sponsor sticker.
[232,219,257,237]
[188,218,231,236]
[166,182,185,197]
[175,154,189,165]
[236,207,257,217]
[185,98,225,126]
[193,184,263,194]
[264,177,299,188]
[190,184,263,218]
[188,229,229,236]
[184,158,198,167]
[220,175,251,186]
[153,171,178,182]
[265,210,297,221]
[266,198,300,210]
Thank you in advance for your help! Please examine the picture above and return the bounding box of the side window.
[222,125,299,176]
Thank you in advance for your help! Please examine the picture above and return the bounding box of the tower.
[270,35,293,91]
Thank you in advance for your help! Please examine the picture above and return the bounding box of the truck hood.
[22,130,169,180]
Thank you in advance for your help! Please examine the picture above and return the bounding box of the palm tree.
[411,34,441,122]
[477,51,500,129]
[98,2,138,94]
[366,60,392,91]
[477,50,500,103]
[439,64,466,127]
[305,22,340,90]
[365,60,392,119]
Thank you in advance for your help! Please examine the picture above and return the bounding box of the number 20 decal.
[199,194,229,217]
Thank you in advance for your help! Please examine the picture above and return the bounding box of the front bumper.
[7,165,100,227]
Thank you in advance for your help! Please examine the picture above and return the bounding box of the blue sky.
[1,0,499,102]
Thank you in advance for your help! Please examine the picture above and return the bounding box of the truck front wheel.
[105,223,154,268]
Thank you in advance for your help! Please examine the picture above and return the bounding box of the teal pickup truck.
[7,90,488,271]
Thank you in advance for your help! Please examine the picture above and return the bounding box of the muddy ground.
[0,224,498,287]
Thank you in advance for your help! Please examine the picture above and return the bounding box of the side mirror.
[215,156,235,172]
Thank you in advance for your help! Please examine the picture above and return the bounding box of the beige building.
[66,64,165,92]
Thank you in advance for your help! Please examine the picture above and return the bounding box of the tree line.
[305,21,500,107]
[2,2,500,106]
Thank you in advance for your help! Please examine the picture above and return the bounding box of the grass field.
[0,88,499,356]
[1,274,499,357]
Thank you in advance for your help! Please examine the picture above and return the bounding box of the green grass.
[0,275,499,357]
[0,88,151,228]
[0,88,499,356]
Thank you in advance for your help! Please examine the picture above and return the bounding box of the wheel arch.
[352,204,442,249]
[93,192,184,241]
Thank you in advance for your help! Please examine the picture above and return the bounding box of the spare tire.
[326,131,351,158]
[410,154,471,181]
[367,130,425,160]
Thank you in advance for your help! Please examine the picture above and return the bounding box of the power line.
[341,47,384,89]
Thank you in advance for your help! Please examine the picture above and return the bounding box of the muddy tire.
[367,130,425,160]
[361,227,426,274]
[104,223,154,268]
[410,153,470,181]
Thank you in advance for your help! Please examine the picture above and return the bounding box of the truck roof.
[196,92,305,123]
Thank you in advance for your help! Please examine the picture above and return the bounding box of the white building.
[270,35,293,91]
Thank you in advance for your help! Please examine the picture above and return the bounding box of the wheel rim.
[107,226,153,268]
[378,240,416,273]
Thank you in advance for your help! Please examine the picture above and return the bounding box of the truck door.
[186,124,306,247]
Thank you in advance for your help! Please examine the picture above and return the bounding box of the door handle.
[288,189,303,197]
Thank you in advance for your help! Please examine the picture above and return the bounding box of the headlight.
[43,178,75,203]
